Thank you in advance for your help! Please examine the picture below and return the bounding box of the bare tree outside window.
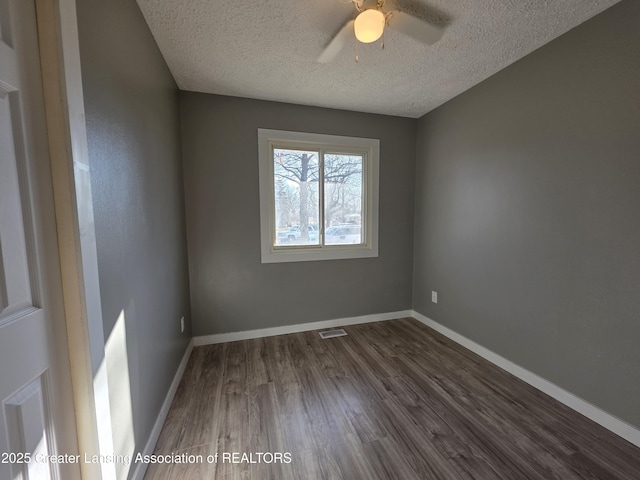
[273,149,363,246]
[259,129,379,263]
[324,154,363,244]
[274,149,319,246]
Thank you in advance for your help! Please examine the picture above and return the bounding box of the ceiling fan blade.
[317,20,355,63]
[387,11,444,46]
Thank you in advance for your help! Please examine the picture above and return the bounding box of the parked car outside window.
[276,225,319,244]
[325,225,361,244]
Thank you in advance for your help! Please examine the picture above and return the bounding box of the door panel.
[0,89,35,321]
[0,0,79,478]
[5,376,53,480]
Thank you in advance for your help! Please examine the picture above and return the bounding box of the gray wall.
[413,0,640,429]
[180,93,416,335]
[76,0,191,473]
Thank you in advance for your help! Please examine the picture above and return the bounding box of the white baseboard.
[411,310,640,449]
[131,339,194,480]
[193,310,413,346]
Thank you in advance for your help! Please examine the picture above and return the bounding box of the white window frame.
[258,129,379,263]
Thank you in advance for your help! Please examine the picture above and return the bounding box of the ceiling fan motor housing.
[355,0,385,11]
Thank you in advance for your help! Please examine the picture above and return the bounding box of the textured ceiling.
[137,0,620,118]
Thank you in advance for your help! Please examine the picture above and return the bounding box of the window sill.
[261,245,378,264]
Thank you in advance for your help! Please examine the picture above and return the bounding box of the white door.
[0,0,80,479]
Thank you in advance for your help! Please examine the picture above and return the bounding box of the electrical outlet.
[180,316,185,333]
[431,291,438,304]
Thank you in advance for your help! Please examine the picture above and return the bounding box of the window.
[258,129,379,263]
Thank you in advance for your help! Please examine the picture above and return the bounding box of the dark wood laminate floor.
[144,318,640,479]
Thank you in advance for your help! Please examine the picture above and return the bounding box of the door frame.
[35,1,114,478]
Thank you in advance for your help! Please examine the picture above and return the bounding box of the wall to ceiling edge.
[73,0,640,466]
[413,0,640,429]
[76,0,192,477]
[179,93,417,336]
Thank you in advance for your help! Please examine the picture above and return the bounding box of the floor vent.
[319,329,348,339]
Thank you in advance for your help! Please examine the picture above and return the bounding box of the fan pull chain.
[381,12,389,50]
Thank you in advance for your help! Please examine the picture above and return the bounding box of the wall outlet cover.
[432,291,438,303]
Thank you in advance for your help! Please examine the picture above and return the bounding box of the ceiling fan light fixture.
[354,9,385,43]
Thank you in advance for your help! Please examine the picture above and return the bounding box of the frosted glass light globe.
[354,9,385,43]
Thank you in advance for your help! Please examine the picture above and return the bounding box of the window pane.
[324,154,363,245]
[273,148,320,246]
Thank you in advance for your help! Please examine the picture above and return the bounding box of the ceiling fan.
[317,0,445,63]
